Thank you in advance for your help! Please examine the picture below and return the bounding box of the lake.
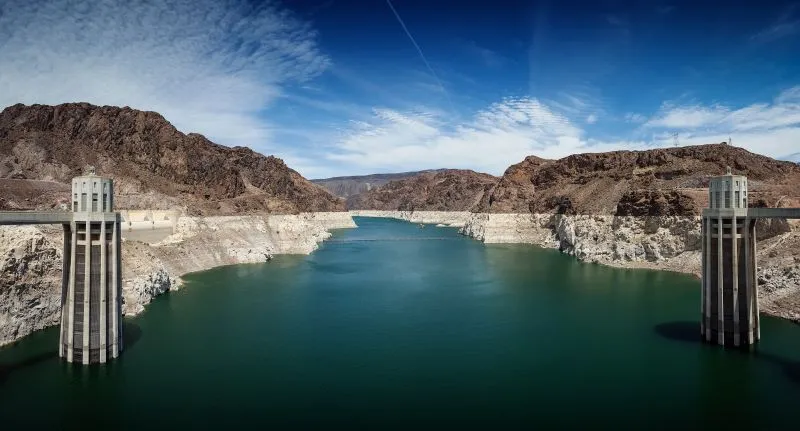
[1,216,799,429]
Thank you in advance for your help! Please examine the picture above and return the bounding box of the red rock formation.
[347,169,498,211]
[0,103,344,214]
[476,144,800,215]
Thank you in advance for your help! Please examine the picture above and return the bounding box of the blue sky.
[1,0,799,178]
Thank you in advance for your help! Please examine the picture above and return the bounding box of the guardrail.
[0,211,73,225]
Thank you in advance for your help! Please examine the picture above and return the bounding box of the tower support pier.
[701,169,759,347]
[58,173,123,364]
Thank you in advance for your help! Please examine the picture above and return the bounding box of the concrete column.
[732,217,739,346]
[753,222,760,341]
[744,218,753,344]
[82,222,91,364]
[99,221,107,363]
[704,217,711,342]
[59,225,68,358]
[111,218,120,358]
[717,216,724,345]
[700,218,706,337]
[66,221,77,362]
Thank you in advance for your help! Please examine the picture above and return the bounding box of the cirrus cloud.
[0,0,329,148]
[299,87,800,178]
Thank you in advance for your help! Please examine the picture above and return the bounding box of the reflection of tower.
[701,167,758,347]
[60,172,123,364]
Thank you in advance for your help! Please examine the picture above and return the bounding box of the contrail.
[385,0,455,113]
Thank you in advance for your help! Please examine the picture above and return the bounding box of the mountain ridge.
[0,102,345,214]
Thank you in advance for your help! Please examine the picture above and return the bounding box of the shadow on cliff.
[654,320,800,387]
[0,322,142,386]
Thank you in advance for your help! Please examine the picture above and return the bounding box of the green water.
[1,217,800,429]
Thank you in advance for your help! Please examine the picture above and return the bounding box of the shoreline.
[351,210,800,323]
[2,209,798,347]
[0,212,356,347]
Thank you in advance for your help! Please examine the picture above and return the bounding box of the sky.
[1,0,799,179]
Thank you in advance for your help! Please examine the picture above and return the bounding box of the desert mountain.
[347,169,498,211]
[312,169,447,198]
[0,103,344,214]
[476,144,800,215]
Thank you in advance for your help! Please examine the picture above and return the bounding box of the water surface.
[2,217,800,429]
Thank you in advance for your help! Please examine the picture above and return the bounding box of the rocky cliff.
[475,144,800,215]
[347,169,498,211]
[0,103,344,214]
[0,226,63,345]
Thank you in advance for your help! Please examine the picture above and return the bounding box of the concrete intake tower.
[701,167,758,347]
[59,172,123,364]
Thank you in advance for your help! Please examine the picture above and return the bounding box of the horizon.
[1,0,799,177]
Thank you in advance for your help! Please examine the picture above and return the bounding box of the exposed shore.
[0,212,355,346]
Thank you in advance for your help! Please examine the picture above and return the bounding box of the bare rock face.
[615,190,698,216]
[475,144,800,215]
[0,103,344,214]
[0,226,62,346]
[348,169,498,211]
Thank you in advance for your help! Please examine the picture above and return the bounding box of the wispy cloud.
[776,85,800,103]
[639,88,800,157]
[750,4,800,43]
[644,105,729,128]
[307,97,652,177]
[0,0,329,149]
[644,94,800,132]
[296,87,800,178]
[463,41,508,68]
[625,113,647,123]
[605,14,627,26]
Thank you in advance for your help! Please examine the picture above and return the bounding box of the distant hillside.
[347,169,498,211]
[312,169,446,198]
[0,103,344,214]
[475,143,800,215]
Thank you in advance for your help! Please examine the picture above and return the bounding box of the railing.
[701,208,800,219]
[0,211,73,225]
